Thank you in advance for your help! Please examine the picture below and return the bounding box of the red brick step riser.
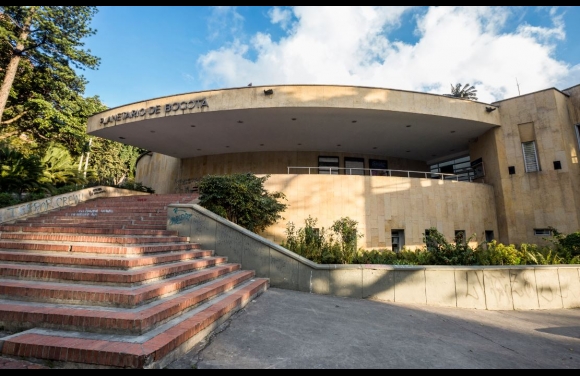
[0,280,267,369]
[0,264,241,308]
[0,241,200,255]
[0,250,214,269]
[0,257,228,285]
[0,234,185,244]
[0,271,255,335]
[0,226,178,236]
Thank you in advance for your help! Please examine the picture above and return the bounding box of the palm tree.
[449,83,478,100]
[40,143,89,187]
[0,145,51,194]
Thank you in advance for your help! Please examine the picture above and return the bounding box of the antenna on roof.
[516,78,521,96]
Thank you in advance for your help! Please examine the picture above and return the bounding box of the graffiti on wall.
[0,192,83,223]
[169,207,193,225]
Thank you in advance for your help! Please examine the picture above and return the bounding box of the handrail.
[286,166,464,181]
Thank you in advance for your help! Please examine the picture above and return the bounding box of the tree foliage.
[449,83,478,100]
[0,7,150,198]
[198,173,288,233]
[39,142,88,187]
[88,138,144,186]
[0,143,48,193]
[0,6,100,124]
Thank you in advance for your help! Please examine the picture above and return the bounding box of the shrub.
[330,217,364,264]
[477,240,521,265]
[198,173,287,233]
[548,227,580,258]
[423,227,477,265]
[0,193,18,207]
[115,179,155,193]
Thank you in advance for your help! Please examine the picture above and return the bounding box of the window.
[485,230,494,242]
[522,141,540,172]
[318,156,339,175]
[471,157,485,180]
[344,157,365,175]
[369,159,388,176]
[534,228,552,236]
[429,155,475,181]
[391,229,405,253]
[454,230,466,244]
[576,124,580,151]
[424,228,437,249]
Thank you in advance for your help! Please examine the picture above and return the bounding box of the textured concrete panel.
[189,210,216,251]
[509,269,539,310]
[269,249,299,290]
[167,206,193,239]
[455,270,486,309]
[534,269,563,309]
[558,267,580,308]
[362,268,395,302]
[394,270,426,304]
[215,225,246,264]
[329,269,363,299]
[425,270,457,308]
[483,269,514,310]
[298,263,330,295]
[241,240,271,279]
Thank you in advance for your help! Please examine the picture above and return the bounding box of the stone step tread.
[0,263,241,307]
[0,278,266,368]
[19,216,166,220]
[0,271,258,334]
[0,241,201,255]
[0,256,228,284]
[0,226,178,236]
[0,239,193,247]
[0,233,187,244]
[0,249,214,268]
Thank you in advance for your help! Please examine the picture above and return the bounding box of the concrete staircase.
[0,194,269,368]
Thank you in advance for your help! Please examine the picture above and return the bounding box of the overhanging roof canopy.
[87,85,501,164]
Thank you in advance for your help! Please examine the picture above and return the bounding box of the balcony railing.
[287,167,468,181]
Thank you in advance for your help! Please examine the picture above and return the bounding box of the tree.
[39,142,88,187]
[198,173,288,233]
[0,6,100,125]
[88,138,144,186]
[449,83,478,101]
[0,143,50,194]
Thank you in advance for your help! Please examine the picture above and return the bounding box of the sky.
[77,6,580,109]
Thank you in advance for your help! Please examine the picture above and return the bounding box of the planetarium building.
[86,84,580,250]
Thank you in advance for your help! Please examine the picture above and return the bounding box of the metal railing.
[287,166,465,181]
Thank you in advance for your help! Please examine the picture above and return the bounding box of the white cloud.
[198,6,579,103]
[206,6,245,41]
[268,6,293,30]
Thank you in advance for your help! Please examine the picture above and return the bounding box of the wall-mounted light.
[486,106,497,112]
[264,89,274,95]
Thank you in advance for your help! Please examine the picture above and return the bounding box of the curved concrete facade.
[89,84,580,247]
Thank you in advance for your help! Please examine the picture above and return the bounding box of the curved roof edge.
[90,83,496,117]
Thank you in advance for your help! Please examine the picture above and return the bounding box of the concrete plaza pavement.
[166,287,580,369]
[0,287,578,369]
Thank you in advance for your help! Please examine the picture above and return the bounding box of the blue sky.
[78,6,580,109]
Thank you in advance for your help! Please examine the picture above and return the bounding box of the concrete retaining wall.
[0,186,150,224]
[168,203,580,310]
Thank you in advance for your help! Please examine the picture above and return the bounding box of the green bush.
[0,193,18,207]
[424,227,478,265]
[282,220,580,266]
[115,179,155,193]
[548,227,580,258]
[198,173,287,233]
[282,216,365,264]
